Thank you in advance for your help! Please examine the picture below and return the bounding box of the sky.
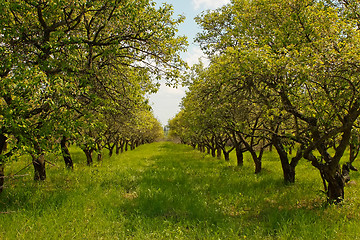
[149,0,230,126]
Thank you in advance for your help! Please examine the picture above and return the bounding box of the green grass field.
[1,142,360,239]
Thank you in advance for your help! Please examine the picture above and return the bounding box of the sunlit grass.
[1,142,360,239]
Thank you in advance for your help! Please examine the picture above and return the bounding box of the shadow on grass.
[2,142,352,239]
[116,143,326,233]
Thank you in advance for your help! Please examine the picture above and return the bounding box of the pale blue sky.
[149,0,230,126]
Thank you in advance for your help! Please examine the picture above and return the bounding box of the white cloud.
[184,46,210,67]
[192,0,230,10]
[163,84,186,96]
[149,83,187,125]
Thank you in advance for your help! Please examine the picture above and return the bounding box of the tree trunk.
[235,145,244,167]
[32,152,46,181]
[125,140,129,152]
[211,147,216,158]
[115,141,120,155]
[248,147,262,174]
[207,147,211,154]
[61,136,73,169]
[83,148,93,166]
[272,135,295,183]
[322,166,345,204]
[254,160,262,174]
[97,144,103,162]
[239,134,263,174]
[223,150,230,161]
[120,141,125,153]
[109,146,114,157]
[216,146,222,159]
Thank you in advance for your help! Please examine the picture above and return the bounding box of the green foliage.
[0,0,186,180]
[179,0,360,201]
[1,142,360,239]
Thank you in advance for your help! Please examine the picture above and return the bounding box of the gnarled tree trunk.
[272,134,302,183]
[31,141,46,181]
[82,147,93,166]
[61,136,73,169]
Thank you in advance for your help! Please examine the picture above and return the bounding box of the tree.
[0,0,187,189]
[195,0,360,202]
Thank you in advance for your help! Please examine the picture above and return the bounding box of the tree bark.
[32,153,46,181]
[211,147,216,157]
[83,148,93,166]
[109,146,114,157]
[272,135,297,183]
[97,143,103,162]
[61,136,73,169]
[254,159,262,174]
[235,144,244,167]
[223,150,230,161]
[216,146,222,159]
[115,140,120,155]
[243,140,263,173]
[322,166,345,204]
[31,141,46,181]
[238,134,264,174]
[125,140,129,152]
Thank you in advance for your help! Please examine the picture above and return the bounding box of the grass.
[1,141,360,239]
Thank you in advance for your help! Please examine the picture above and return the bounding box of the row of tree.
[169,0,360,203]
[0,0,187,192]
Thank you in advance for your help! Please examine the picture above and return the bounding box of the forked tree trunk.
[109,147,114,157]
[61,136,73,169]
[272,135,300,183]
[239,135,263,174]
[83,148,93,166]
[223,150,230,161]
[305,151,346,203]
[248,147,263,174]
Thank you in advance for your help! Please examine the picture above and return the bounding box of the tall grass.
[1,142,360,239]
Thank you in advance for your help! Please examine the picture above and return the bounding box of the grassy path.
[1,142,360,239]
